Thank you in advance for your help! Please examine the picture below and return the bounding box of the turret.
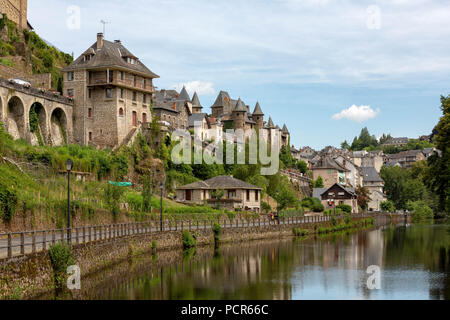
[252,101,264,130]
[232,98,246,130]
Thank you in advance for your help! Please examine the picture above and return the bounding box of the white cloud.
[172,81,216,96]
[332,105,380,122]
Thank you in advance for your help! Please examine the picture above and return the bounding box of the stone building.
[360,167,386,211]
[153,87,191,130]
[62,33,159,148]
[176,175,262,212]
[0,0,30,30]
[384,150,425,168]
[311,156,349,189]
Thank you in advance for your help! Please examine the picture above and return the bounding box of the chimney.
[97,33,104,49]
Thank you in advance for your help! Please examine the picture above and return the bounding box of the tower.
[252,101,264,130]
[232,98,246,130]
[191,92,203,114]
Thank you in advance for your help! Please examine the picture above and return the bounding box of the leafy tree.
[427,95,450,213]
[261,201,272,213]
[295,160,308,174]
[341,140,350,149]
[380,200,395,213]
[274,183,298,210]
[314,176,324,188]
[104,183,125,218]
[409,201,434,222]
[210,189,225,209]
[379,133,393,145]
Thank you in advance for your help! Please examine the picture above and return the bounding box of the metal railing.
[0,213,393,260]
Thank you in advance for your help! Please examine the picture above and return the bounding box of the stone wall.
[0,0,27,29]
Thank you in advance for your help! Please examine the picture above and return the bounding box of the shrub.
[336,204,352,214]
[48,242,74,288]
[213,222,222,242]
[312,202,324,212]
[182,230,196,249]
[0,183,18,222]
[152,240,157,250]
[293,228,308,237]
[410,201,434,223]
[380,200,395,213]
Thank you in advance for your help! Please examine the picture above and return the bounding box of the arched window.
[119,108,124,116]
[142,113,147,123]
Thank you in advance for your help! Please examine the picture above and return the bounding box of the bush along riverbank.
[0,214,394,299]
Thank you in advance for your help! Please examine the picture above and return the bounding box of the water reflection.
[89,223,450,300]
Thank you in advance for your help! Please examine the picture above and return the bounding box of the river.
[61,222,450,300]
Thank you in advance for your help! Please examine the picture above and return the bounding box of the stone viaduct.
[0,78,73,146]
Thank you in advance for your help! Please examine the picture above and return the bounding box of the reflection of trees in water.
[383,224,450,299]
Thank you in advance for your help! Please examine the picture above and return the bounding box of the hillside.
[0,13,73,90]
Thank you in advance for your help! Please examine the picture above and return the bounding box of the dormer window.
[125,57,137,65]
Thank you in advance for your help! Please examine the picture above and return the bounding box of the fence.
[0,213,401,260]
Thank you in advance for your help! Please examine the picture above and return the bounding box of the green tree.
[427,95,450,213]
[380,200,395,213]
[104,183,125,218]
[356,185,371,211]
[341,140,350,149]
[296,160,308,174]
[314,176,324,188]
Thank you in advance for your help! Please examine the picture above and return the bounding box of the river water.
[74,222,450,300]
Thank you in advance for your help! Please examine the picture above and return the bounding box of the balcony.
[87,78,155,93]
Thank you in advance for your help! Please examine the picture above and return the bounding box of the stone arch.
[50,107,68,146]
[29,102,48,146]
[7,96,26,140]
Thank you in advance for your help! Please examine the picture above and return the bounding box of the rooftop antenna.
[100,20,110,36]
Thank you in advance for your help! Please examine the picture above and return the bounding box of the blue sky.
[28,0,449,149]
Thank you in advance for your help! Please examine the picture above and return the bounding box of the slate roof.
[267,117,274,128]
[282,124,289,134]
[191,92,202,109]
[177,176,262,190]
[361,167,383,183]
[212,91,231,108]
[312,157,349,171]
[384,137,409,145]
[312,184,356,200]
[253,102,264,115]
[178,86,190,101]
[188,113,209,127]
[234,98,247,112]
[63,39,159,78]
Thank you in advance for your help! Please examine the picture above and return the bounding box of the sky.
[28,0,449,150]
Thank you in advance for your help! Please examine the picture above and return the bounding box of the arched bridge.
[0,78,73,146]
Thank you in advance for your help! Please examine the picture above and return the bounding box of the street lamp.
[160,181,165,231]
[65,158,73,243]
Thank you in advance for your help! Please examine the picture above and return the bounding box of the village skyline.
[26,0,447,150]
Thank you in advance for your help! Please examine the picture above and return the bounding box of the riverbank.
[0,214,405,299]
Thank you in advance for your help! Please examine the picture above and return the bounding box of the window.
[67,72,74,81]
[132,91,137,101]
[108,70,114,83]
[106,88,113,99]
[246,190,250,201]
[119,108,124,117]
[143,93,147,104]
[88,132,92,141]
[88,89,92,99]
[133,76,137,86]
[119,71,124,80]
[228,190,236,199]
[132,111,137,126]
[142,113,147,123]
[143,78,146,88]
[255,190,259,201]
[119,88,124,99]
[67,89,74,98]
[88,108,92,118]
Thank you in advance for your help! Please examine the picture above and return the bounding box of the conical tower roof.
[192,92,202,108]
[253,102,264,115]
[282,124,289,133]
[267,117,274,128]
[233,98,247,112]
[178,86,190,101]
